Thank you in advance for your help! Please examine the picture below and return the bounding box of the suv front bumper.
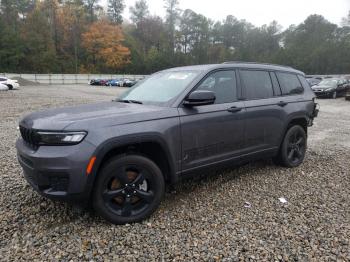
[313,90,335,97]
[16,138,97,203]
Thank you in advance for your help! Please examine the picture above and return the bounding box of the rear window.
[240,70,274,100]
[297,75,311,89]
[276,72,304,95]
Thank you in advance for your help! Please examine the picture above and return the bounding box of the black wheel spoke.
[296,137,303,145]
[103,189,124,201]
[135,189,154,203]
[131,173,144,186]
[293,132,298,143]
[295,148,302,158]
[288,149,295,160]
[121,197,132,216]
[117,172,129,185]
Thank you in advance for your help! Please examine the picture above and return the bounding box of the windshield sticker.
[168,73,192,80]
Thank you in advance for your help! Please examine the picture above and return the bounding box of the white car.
[0,83,9,91]
[0,76,20,90]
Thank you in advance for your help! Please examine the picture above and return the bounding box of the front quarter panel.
[87,108,181,185]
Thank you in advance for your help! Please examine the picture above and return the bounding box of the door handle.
[277,101,288,107]
[227,106,242,113]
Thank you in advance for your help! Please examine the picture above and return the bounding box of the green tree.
[164,0,180,54]
[129,0,149,24]
[107,0,124,24]
[21,4,58,73]
[83,0,100,22]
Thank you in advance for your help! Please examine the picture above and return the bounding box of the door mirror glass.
[183,90,216,106]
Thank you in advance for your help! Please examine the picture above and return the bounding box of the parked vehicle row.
[89,78,138,87]
[310,77,350,99]
[0,77,20,90]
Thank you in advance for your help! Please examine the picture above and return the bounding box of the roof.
[164,62,304,75]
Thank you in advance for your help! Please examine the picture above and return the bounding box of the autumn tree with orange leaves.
[82,20,130,72]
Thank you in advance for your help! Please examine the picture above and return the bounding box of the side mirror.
[183,90,216,106]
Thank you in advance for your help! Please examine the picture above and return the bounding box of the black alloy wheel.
[278,125,307,168]
[93,155,165,224]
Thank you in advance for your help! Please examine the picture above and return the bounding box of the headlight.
[37,131,87,145]
[325,88,334,92]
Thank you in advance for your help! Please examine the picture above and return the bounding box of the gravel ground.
[0,85,349,261]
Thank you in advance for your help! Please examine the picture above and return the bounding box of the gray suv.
[16,62,319,224]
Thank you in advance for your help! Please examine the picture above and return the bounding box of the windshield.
[118,71,200,105]
[318,79,337,87]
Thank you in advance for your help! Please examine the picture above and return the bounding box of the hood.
[19,102,177,131]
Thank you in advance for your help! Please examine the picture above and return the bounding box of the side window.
[297,75,311,89]
[276,72,304,95]
[0,78,6,81]
[270,72,281,96]
[196,70,237,104]
[240,70,274,100]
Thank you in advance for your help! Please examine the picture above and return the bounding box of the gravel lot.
[0,85,349,261]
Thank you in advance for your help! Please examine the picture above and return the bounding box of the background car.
[123,79,137,87]
[0,83,9,91]
[311,78,348,98]
[89,79,102,85]
[306,77,321,87]
[0,77,20,90]
[106,79,123,86]
[89,79,109,86]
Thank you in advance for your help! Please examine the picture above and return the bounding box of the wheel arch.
[286,117,308,134]
[86,134,177,196]
[278,116,309,149]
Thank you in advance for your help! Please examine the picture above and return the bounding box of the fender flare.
[278,115,309,149]
[85,133,178,196]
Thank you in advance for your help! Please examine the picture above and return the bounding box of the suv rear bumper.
[16,138,97,204]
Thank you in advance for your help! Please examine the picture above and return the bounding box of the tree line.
[0,0,349,75]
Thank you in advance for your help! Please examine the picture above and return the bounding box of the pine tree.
[107,0,124,24]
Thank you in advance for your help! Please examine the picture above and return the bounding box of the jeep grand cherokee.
[16,62,319,224]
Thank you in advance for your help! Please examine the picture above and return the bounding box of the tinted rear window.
[276,72,304,95]
[297,75,311,89]
[240,70,273,99]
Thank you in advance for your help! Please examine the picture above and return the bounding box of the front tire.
[93,155,165,224]
[276,125,307,168]
[332,91,337,99]
[7,84,13,90]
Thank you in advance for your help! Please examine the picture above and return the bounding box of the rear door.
[239,69,286,154]
[178,69,246,172]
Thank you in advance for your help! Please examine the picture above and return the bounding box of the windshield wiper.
[114,99,143,104]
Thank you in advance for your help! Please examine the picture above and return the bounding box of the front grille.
[19,126,40,149]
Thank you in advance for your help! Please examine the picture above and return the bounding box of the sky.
[101,0,350,28]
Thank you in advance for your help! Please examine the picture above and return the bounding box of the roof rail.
[222,61,293,69]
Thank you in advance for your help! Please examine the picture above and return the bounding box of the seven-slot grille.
[19,126,40,149]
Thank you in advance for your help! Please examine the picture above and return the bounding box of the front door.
[178,69,246,172]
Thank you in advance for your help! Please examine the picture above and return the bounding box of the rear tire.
[275,125,307,168]
[93,155,165,224]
